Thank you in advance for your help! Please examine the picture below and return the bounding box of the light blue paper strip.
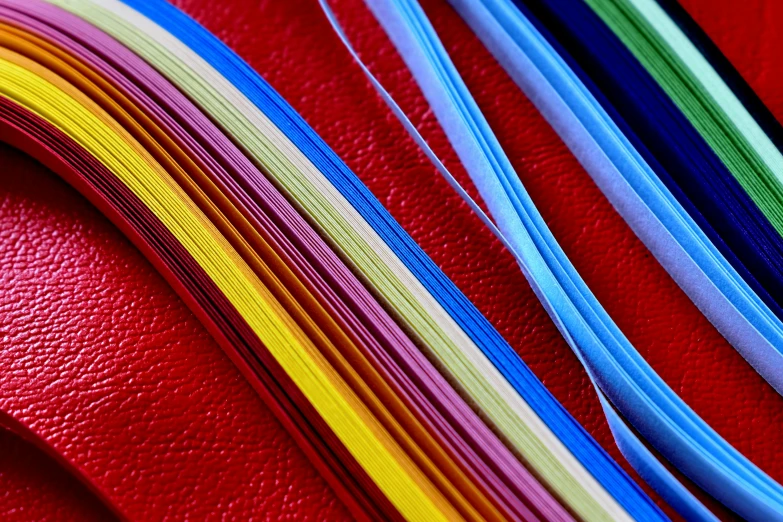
[323,1,710,518]
[116,1,667,519]
[345,0,782,518]
[446,2,783,519]
[462,0,783,399]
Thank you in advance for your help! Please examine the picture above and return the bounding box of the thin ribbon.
[456,0,783,404]
[46,0,635,515]
[0,3,569,517]
[323,0,691,520]
[0,49,462,521]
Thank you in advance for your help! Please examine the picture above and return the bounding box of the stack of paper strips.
[1,0,782,520]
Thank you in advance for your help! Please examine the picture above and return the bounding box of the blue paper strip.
[446,0,783,519]
[120,0,663,518]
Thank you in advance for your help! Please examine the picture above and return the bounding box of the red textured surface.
[0,144,349,520]
[0,427,114,522]
[1,0,782,519]
[172,0,781,516]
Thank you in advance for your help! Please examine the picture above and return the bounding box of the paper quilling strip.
[0,0,638,519]
[578,0,783,397]
[518,0,783,343]
[323,0,711,519]
[321,2,670,520]
[320,0,783,520]
[35,0,652,519]
[3,0,783,519]
[434,1,783,519]
[0,6,561,519]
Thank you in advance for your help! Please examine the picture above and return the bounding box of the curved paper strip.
[457,0,783,401]
[0,4,568,517]
[320,3,714,519]
[448,0,783,519]
[654,0,783,156]
[576,0,783,397]
[321,0,732,518]
[517,0,783,338]
[0,17,499,522]
[510,0,783,492]
[440,0,783,519]
[360,0,783,519]
[0,49,467,521]
[44,0,637,515]
[0,98,381,521]
[350,0,678,519]
[584,0,783,290]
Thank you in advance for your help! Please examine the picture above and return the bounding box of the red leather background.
[0,144,349,520]
[1,0,782,519]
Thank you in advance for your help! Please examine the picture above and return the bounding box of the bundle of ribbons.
[1,0,783,520]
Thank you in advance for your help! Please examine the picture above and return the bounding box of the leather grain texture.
[172,0,780,516]
[1,0,782,519]
[0,144,350,520]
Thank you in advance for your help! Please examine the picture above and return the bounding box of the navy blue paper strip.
[517,0,783,322]
[446,0,783,518]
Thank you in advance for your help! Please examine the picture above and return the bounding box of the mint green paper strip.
[585,0,783,240]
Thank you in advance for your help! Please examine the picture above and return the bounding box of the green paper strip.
[586,0,783,240]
